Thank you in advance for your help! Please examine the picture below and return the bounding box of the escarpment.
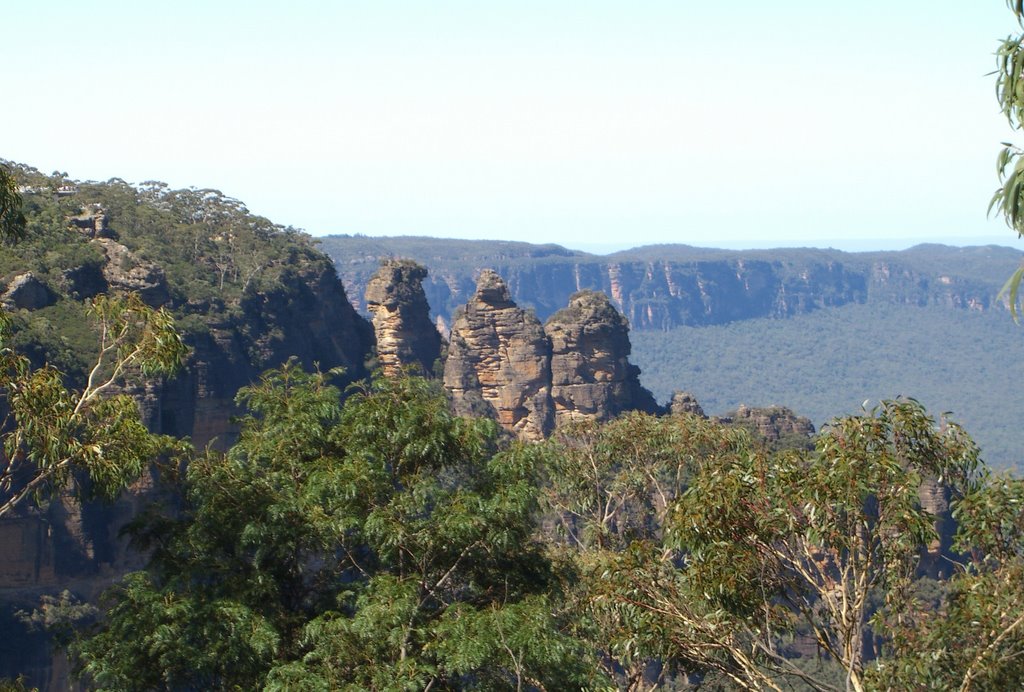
[364,259,442,377]
[324,237,1020,331]
[0,172,375,593]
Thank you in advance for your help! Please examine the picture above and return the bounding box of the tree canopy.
[0,167,27,243]
[72,369,601,691]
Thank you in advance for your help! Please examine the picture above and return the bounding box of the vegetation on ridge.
[0,161,347,377]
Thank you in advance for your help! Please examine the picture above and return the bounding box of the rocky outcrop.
[444,273,661,439]
[717,405,815,450]
[364,260,442,377]
[545,290,660,426]
[68,205,114,239]
[94,238,169,307]
[669,391,706,418]
[148,262,375,450]
[444,271,553,440]
[918,478,956,578]
[2,273,57,311]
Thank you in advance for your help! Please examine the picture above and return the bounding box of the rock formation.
[444,271,553,440]
[716,404,816,450]
[1,273,57,311]
[443,273,661,440]
[95,238,169,307]
[545,290,660,426]
[68,204,114,239]
[669,391,706,418]
[917,477,957,578]
[364,260,442,377]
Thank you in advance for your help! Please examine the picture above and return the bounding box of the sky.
[4,2,1021,253]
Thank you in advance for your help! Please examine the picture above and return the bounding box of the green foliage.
[4,301,98,380]
[868,475,1024,690]
[549,416,762,689]
[0,677,35,692]
[584,400,982,692]
[991,2,1024,317]
[540,412,744,551]
[0,293,187,518]
[62,368,1024,690]
[0,167,27,243]
[73,369,602,690]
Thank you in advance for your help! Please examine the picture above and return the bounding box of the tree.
[539,411,756,690]
[0,293,187,518]
[589,400,982,691]
[992,1,1024,315]
[0,166,27,242]
[540,412,720,552]
[869,475,1024,690]
[72,369,602,691]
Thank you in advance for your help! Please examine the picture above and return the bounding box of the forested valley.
[630,303,1024,473]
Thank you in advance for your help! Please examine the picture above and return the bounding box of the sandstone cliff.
[545,290,660,426]
[364,259,442,377]
[716,404,816,451]
[444,270,553,440]
[443,272,660,439]
[323,237,1019,331]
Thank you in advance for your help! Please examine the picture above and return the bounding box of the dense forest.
[630,302,1024,472]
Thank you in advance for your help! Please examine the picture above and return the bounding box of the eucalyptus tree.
[992,1,1024,313]
[589,400,983,691]
[0,166,26,242]
[0,293,187,518]
[540,411,756,690]
[868,474,1024,690]
[73,369,602,691]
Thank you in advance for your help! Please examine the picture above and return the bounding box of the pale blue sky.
[4,2,1019,252]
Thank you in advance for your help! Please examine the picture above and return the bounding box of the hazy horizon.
[318,231,1020,256]
[5,2,1020,252]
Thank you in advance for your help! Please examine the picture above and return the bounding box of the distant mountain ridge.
[321,235,1021,330]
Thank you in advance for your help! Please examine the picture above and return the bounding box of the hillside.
[2,162,373,433]
[0,162,376,688]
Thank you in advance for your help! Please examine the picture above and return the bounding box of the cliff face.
[444,271,553,440]
[323,237,1019,331]
[0,258,374,591]
[150,261,373,449]
[364,260,442,377]
[545,290,660,426]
